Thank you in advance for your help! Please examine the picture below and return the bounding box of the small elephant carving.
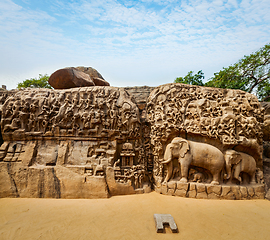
[192,173,204,183]
[189,169,205,183]
[224,149,256,184]
[161,137,224,185]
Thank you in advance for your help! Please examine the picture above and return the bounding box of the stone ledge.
[156,181,265,200]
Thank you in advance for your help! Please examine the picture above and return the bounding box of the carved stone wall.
[0,84,266,199]
[148,83,265,199]
[0,87,151,198]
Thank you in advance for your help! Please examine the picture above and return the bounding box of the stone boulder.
[48,67,109,89]
[75,66,109,87]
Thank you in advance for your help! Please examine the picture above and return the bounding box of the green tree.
[174,70,205,86]
[206,43,270,101]
[17,74,52,89]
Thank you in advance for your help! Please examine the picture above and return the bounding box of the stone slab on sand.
[0,192,270,240]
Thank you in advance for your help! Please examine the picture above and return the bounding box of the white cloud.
[0,0,269,90]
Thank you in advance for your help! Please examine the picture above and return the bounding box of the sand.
[0,192,270,240]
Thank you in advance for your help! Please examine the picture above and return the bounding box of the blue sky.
[0,0,269,89]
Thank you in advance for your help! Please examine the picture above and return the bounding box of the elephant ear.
[179,140,189,158]
[231,152,242,165]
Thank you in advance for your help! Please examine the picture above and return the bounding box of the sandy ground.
[0,192,270,240]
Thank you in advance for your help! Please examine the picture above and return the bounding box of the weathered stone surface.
[75,66,109,86]
[48,67,110,89]
[143,184,151,193]
[231,186,241,200]
[123,86,155,110]
[174,188,187,197]
[0,162,18,197]
[56,166,109,198]
[167,181,176,190]
[149,83,264,200]
[155,185,161,194]
[196,183,206,193]
[49,67,95,89]
[208,193,220,199]
[167,188,175,196]
[261,102,270,141]
[177,182,189,191]
[161,183,168,194]
[223,192,236,200]
[106,167,135,196]
[253,184,265,199]
[196,192,208,199]
[0,86,151,199]
[221,186,231,197]
[240,186,248,199]
[0,83,266,200]
[247,186,255,197]
[207,185,222,195]
[188,190,197,198]
[189,182,196,191]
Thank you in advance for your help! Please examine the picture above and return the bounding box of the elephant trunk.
[225,162,232,180]
[161,144,172,164]
[161,157,172,164]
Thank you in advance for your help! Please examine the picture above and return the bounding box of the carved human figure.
[161,137,224,185]
[224,149,256,184]
[52,98,70,127]
[256,168,264,184]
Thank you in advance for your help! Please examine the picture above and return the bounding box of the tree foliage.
[174,43,270,101]
[206,43,270,101]
[17,74,52,89]
[174,70,205,86]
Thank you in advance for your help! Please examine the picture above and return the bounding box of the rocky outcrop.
[261,102,270,199]
[48,67,109,89]
[0,84,267,200]
[149,84,264,199]
[123,86,155,110]
[75,66,109,86]
[0,86,151,198]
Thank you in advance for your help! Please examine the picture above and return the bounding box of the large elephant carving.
[161,137,224,185]
[224,149,256,184]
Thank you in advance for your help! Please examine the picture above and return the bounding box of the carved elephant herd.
[161,137,257,185]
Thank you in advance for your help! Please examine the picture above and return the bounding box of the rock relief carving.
[148,83,264,198]
[0,83,265,199]
[0,86,152,197]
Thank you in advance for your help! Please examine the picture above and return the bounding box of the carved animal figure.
[192,172,204,183]
[188,169,205,183]
[224,149,256,184]
[161,137,224,185]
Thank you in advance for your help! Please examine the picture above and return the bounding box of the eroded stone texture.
[261,102,270,199]
[149,83,265,200]
[0,86,152,198]
[0,83,267,200]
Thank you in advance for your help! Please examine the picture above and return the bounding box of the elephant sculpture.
[224,149,256,184]
[161,137,224,185]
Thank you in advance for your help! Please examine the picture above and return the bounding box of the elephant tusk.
[161,158,172,164]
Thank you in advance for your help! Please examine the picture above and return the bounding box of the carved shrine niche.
[148,83,265,200]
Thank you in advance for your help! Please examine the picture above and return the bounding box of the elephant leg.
[163,161,173,183]
[250,172,256,185]
[179,160,188,183]
[211,172,220,185]
[234,166,241,183]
